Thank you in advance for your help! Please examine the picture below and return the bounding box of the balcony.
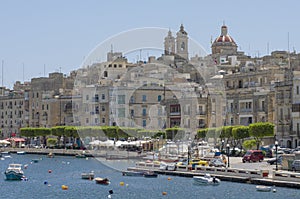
[170,112,180,116]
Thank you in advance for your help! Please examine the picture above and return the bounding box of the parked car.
[209,158,226,167]
[267,155,282,165]
[291,160,300,172]
[242,150,264,163]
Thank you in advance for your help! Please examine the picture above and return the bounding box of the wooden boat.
[122,170,144,176]
[94,177,110,185]
[256,185,271,192]
[193,174,220,185]
[81,172,95,180]
[4,164,24,180]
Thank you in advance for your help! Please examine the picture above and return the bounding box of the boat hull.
[81,173,95,180]
[5,171,24,180]
[193,176,220,185]
[122,171,144,176]
[95,177,110,185]
[256,185,271,192]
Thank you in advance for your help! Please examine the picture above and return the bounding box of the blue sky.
[1,0,300,88]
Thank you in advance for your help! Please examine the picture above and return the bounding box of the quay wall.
[132,162,300,189]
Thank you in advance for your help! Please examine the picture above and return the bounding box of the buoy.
[44,181,48,185]
[109,190,113,194]
[126,184,129,187]
[120,182,124,186]
[108,195,112,199]
[167,177,171,181]
[48,184,51,187]
[48,170,52,173]
[162,192,167,195]
[24,165,28,169]
[272,186,277,192]
[61,185,68,190]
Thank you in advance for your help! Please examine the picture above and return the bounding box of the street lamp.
[275,140,278,171]
[226,144,230,168]
[221,140,224,153]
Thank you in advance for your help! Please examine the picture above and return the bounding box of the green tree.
[242,139,256,150]
[197,129,207,140]
[232,126,249,154]
[249,122,274,149]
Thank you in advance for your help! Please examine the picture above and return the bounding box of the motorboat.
[81,171,95,180]
[122,170,144,176]
[193,174,220,185]
[17,151,26,155]
[4,164,25,180]
[159,162,176,171]
[256,185,271,192]
[94,177,110,185]
[75,153,86,158]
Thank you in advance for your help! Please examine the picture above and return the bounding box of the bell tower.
[164,30,175,55]
[176,24,189,60]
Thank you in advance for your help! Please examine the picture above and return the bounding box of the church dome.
[211,25,237,55]
[213,25,236,44]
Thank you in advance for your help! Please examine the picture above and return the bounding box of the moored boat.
[122,170,144,176]
[4,164,24,180]
[94,177,110,185]
[143,171,158,178]
[193,174,220,185]
[32,159,39,163]
[256,185,271,192]
[81,171,95,180]
[75,153,86,158]
[47,152,54,158]
[17,151,26,155]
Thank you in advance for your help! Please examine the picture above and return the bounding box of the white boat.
[256,185,271,192]
[193,174,220,185]
[159,162,176,171]
[17,151,26,155]
[4,164,24,180]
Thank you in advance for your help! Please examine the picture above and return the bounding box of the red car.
[242,150,264,163]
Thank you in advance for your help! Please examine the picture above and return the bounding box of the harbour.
[0,153,300,199]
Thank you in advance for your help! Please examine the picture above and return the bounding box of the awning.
[5,138,26,142]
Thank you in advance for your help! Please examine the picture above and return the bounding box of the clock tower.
[164,30,175,55]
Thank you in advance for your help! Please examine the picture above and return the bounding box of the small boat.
[47,152,54,158]
[143,171,158,178]
[81,172,95,180]
[1,151,10,155]
[17,151,26,155]
[32,159,39,163]
[193,174,220,185]
[4,164,24,180]
[256,185,272,192]
[75,154,86,158]
[95,177,110,185]
[122,171,144,176]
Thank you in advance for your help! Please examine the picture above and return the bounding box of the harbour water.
[1,154,300,199]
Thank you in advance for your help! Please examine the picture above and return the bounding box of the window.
[142,108,147,116]
[94,94,99,102]
[158,95,161,102]
[86,95,89,100]
[142,95,147,102]
[297,86,299,95]
[101,94,105,100]
[118,108,125,118]
[142,119,146,127]
[86,118,89,124]
[118,95,125,104]
[130,109,134,117]
[102,118,105,124]
[101,106,105,111]
[130,96,135,103]
[95,118,99,124]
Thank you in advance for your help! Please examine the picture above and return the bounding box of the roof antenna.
[111,44,113,53]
